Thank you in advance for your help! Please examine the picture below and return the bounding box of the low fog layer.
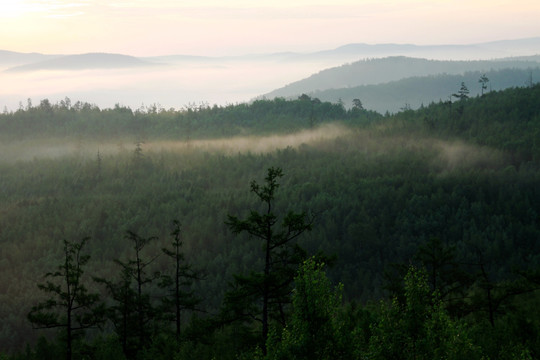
[0,58,352,112]
[0,124,350,162]
[0,123,504,175]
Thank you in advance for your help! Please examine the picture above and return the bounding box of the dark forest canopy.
[0,84,540,359]
[0,95,374,141]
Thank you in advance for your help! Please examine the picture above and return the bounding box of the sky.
[1,0,540,56]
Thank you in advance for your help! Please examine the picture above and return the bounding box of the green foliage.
[400,83,540,163]
[89,336,126,360]
[0,97,358,141]
[33,336,61,360]
[266,258,345,360]
[368,266,483,360]
[1,86,540,358]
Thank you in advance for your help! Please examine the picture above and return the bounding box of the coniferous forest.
[0,84,540,359]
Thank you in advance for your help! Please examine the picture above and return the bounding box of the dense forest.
[0,83,539,359]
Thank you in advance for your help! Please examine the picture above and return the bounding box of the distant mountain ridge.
[316,37,540,56]
[1,37,539,111]
[3,36,540,69]
[4,53,154,72]
[257,37,540,62]
[0,50,61,66]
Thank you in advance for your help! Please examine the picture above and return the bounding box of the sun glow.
[0,0,88,18]
[0,0,33,18]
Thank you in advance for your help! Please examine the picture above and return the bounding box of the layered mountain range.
[1,37,539,113]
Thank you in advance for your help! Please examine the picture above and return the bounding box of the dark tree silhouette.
[159,220,203,342]
[452,82,470,101]
[352,98,364,110]
[95,231,159,358]
[28,237,102,360]
[224,167,313,355]
[479,74,490,96]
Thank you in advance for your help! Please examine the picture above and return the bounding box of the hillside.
[260,57,540,113]
[261,56,540,106]
[0,50,60,67]
[4,53,154,72]
[306,67,540,113]
[0,86,539,358]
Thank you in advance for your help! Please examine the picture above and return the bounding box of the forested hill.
[390,82,540,162]
[260,56,540,113]
[305,67,540,113]
[262,56,540,98]
[0,85,539,359]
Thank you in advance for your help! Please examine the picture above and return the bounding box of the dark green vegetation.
[262,56,540,113]
[0,95,358,141]
[0,84,540,359]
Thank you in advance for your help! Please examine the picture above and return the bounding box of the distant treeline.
[0,96,379,140]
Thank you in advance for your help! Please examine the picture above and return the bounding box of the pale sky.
[1,0,539,56]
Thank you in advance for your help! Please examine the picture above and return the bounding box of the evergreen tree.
[415,238,472,315]
[94,266,138,358]
[95,231,159,358]
[28,237,103,360]
[158,220,202,342]
[452,82,470,101]
[223,167,313,355]
[479,74,490,96]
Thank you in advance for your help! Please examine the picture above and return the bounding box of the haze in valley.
[1,0,540,112]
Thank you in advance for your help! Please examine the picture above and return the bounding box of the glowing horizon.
[1,0,540,57]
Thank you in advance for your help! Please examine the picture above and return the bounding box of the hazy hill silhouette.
[4,53,154,72]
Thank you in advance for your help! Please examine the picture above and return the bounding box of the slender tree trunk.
[67,308,72,360]
[480,264,495,327]
[122,302,127,355]
[176,245,181,341]
[262,236,270,355]
[262,202,273,355]
[137,252,145,347]
[65,248,73,360]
